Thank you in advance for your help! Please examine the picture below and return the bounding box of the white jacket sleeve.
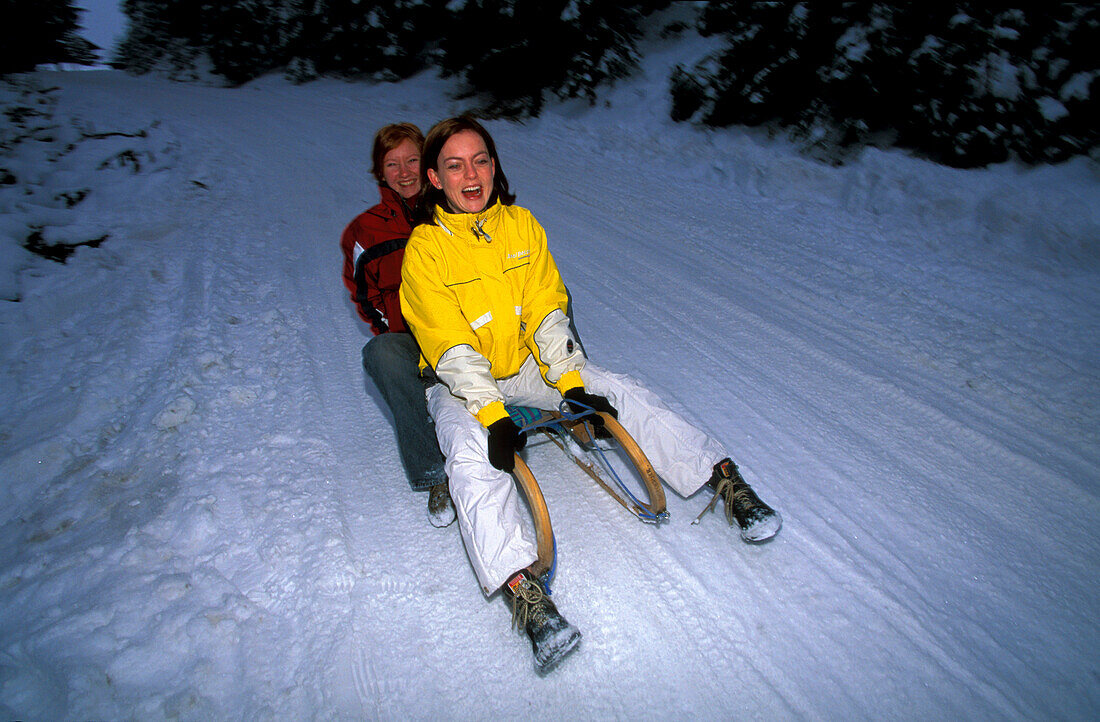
[435,343,507,423]
[531,308,586,387]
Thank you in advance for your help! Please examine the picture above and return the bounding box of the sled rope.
[542,426,660,522]
[579,419,665,523]
[518,401,665,524]
[545,529,558,593]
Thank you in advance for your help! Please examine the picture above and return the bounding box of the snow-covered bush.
[288,0,446,82]
[438,0,666,117]
[670,2,1099,168]
[114,0,210,79]
[0,78,177,300]
[117,0,447,85]
[114,0,664,111]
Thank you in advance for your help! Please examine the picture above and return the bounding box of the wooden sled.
[507,407,669,579]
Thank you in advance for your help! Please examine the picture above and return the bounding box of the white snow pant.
[426,356,728,595]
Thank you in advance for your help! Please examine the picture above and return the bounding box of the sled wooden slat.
[507,408,667,582]
[511,454,555,579]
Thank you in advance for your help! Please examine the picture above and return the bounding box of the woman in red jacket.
[340,123,453,527]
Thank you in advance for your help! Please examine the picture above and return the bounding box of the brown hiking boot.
[502,569,581,673]
[698,458,782,543]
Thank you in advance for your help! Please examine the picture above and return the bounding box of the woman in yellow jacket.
[400,116,781,673]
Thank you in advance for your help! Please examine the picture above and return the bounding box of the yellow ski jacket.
[400,202,586,427]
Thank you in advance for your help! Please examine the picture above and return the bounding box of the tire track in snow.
[516,127,1093,717]
[522,439,808,713]
[642,269,1086,719]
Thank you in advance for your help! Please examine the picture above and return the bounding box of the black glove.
[563,388,618,427]
[486,417,527,472]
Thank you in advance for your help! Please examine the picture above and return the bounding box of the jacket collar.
[433,201,504,243]
[371,184,417,222]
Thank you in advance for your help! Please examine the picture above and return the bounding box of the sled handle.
[511,453,555,580]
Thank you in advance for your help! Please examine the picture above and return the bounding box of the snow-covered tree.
[114,0,212,77]
[116,0,447,84]
[440,0,666,117]
[284,0,447,83]
[1,0,98,74]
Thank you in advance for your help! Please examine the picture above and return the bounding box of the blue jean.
[361,332,447,491]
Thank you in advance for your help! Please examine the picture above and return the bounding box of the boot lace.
[510,577,548,631]
[716,476,757,525]
[692,463,757,525]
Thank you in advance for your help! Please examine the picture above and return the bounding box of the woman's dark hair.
[370,122,425,185]
[416,116,515,223]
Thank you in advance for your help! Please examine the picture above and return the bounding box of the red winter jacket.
[340,186,416,335]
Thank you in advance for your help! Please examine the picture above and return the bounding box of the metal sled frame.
[508,407,668,580]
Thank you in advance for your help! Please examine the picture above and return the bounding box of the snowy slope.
[1,59,1098,720]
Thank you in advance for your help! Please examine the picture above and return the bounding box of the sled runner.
[506,403,669,579]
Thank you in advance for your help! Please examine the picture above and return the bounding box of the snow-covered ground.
[1,47,1098,720]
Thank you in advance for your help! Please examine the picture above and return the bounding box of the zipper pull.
[472,218,493,243]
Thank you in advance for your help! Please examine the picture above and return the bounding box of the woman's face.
[381,138,421,201]
[427,129,495,214]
